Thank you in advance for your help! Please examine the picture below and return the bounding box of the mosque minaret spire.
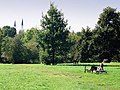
[21,19,23,31]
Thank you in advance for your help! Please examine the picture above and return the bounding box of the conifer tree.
[41,3,69,65]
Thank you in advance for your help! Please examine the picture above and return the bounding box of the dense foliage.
[41,4,70,65]
[73,7,120,63]
[0,5,120,64]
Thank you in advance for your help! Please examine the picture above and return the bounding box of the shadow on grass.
[57,63,120,67]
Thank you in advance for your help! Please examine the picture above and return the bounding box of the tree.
[41,3,69,65]
[66,32,81,63]
[0,26,16,63]
[94,7,120,62]
[23,28,40,63]
[0,28,3,62]
[1,37,13,63]
[11,33,27,64]
[73,27,93,63]
[2,26,16,37]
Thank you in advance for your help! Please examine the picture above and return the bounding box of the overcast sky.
[0,0,120,32]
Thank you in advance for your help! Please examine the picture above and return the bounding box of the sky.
[0,0,120,32]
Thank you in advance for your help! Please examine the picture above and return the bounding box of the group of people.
[84,59,108,73]
[87,62,107,73]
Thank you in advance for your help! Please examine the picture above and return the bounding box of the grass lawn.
[0,63,120,90]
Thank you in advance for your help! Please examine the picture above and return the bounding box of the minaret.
[21,19,23,31]
[14,20,16,28]
[19,19,24,34]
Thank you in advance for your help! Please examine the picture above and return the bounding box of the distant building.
[21,19,24,31]
[14,20,16,28]
[14,19,24,34]
[19,19,24,33]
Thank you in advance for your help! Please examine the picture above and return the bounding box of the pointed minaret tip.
[50,0,52,6]
[21,19,23,26]
[14,20,16,28]
[21,19,24,31]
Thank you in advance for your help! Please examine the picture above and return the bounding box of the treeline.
[0,4,120,64]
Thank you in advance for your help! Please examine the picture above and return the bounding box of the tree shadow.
[57,63,120,67]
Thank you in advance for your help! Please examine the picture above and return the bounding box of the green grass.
[0,63,120,90]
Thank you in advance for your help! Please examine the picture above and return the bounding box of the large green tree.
[11,33,27,64]
[0,26,16,63]
[41,3,69,65]
[93,7,120,62]
[23,28,40,63]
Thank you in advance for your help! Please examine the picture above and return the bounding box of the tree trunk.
[52,48,55,65]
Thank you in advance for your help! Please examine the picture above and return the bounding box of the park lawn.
[0,63,120,90]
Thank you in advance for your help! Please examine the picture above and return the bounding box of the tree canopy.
[0,5,120,64]
[41,3,69,65]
